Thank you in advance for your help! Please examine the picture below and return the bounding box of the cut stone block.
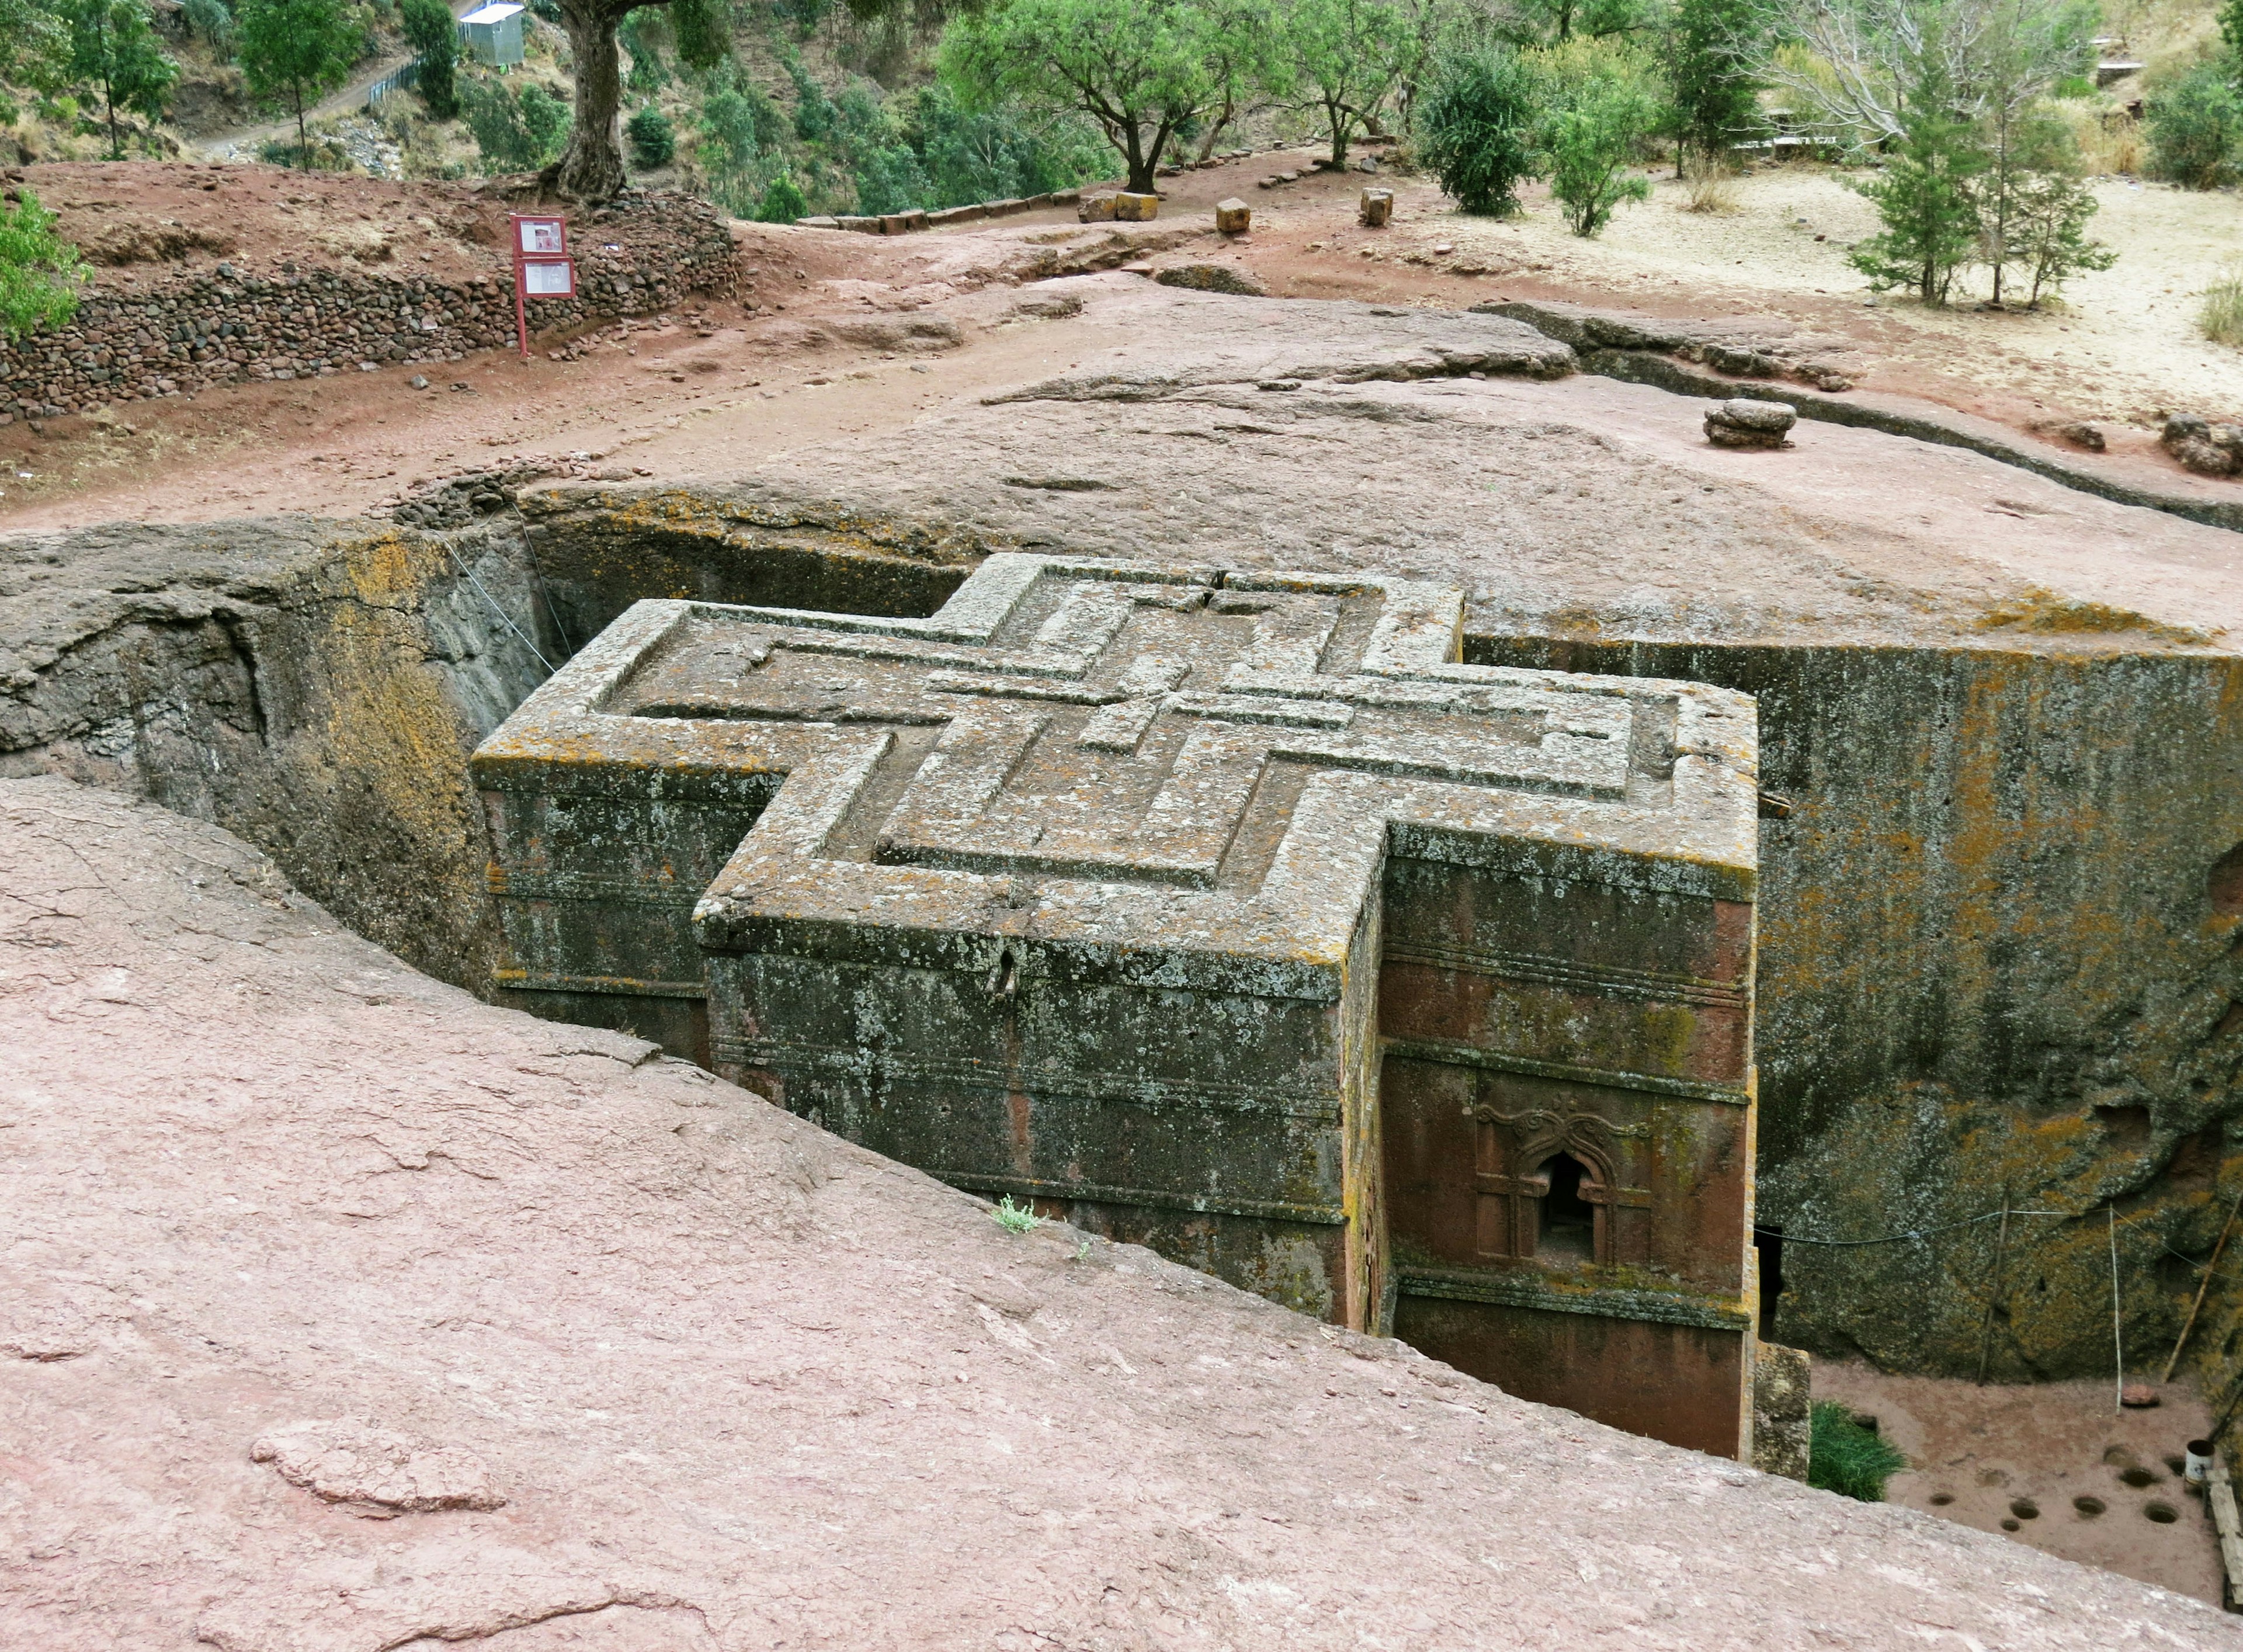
[473,556,1763,1460]
[1078,193,1118,224]
[1360,188,1394,227]
[1215,197,1251,235]
[1113,192,1161,221]
[1705,398,1797,449]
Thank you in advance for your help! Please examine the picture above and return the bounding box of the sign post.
[508,213,577,360]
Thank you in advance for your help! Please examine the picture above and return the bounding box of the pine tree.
[2009,167,2115,306]
[1848,58,1985,304]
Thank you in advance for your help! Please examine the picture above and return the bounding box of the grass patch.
[991,1195,1042,1234]
[2204,263,2243,349]
[1808,1401,1907,1501]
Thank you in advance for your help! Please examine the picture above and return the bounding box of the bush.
[2147,64,2243,189]
[627,103,673,168]
[756,175,807,223]
[0,188,84,339]
[1417,51,1540,217]
[1807,1403,1907,1501]
[1544,75,1655,236]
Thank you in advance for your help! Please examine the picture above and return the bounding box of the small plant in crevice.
[1808,1401,1906,1501]
[992,1195,1043,1234]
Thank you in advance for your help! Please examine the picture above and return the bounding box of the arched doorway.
[1537,1152,1597,1265]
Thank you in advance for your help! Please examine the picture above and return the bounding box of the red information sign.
[508,213,576,359]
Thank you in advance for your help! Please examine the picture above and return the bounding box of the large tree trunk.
[548,0,631,201]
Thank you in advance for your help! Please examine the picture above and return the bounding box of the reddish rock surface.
[2,772,2234,1649]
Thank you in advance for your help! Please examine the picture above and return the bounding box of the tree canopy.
[939,0,1279,193]
[237,0,359,165]
[61,0,175,160]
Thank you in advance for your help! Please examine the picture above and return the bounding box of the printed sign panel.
[522,258,575,297]
[516,217,566,255]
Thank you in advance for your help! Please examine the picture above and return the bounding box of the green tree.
[618,12,669,93]
[756,173,807,221]
[1283,0,1411,167]
[1417,48,1540,214]
[626,102,673,166]
[237,0,359,164]
[547,0,728,200]
[2224,0,2243,63]
[912,84,1106,204]
[1543,71,1654,235]
[463,78,572,171]
[62,0,175,159]
[1848,56,1985,303]
[183,0,234,54]
[2146,64,2243,190]
[939,0,1280,194]
[0,187,84,339]
[401,0,457,120]
[1665,0,1761,169]
[0,0,71,102]
[2007,165,2113,305]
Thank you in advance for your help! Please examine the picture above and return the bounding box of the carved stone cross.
[475,553,1767,1459]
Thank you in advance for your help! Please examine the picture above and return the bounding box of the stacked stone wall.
[0,190,738,419]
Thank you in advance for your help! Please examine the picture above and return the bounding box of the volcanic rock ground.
[3,775,2235,1650]
[11,168,2243,1645]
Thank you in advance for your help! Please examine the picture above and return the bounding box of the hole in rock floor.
[1813,1361,2223,1603]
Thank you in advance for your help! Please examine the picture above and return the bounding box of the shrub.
[1808,1403,1907,1500]
[626,103,673,168]
[0,188,84,339]
[2147,64,2243,190]
[756,174,807,223]
[2205,262,2243,348]
[1417,50,1540,217]
[1681,162,1739,213]
[1544,74,1655,236]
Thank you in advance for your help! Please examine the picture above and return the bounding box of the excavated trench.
[7,481,2241,1402]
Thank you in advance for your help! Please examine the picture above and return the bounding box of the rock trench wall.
[1472,633,2243,1383]
[0,191,737,418]
[0,497,974,991]
[14,491,2243,1387]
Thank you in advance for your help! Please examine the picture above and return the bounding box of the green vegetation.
[60,0,175,159]
[1282,0,1410,168]
[1664,0,1762,168]
[1543,61,1655,234]
[627,102,675,167]
[0,187,82,339]
[1807,1403,1907,1501]
[237,0,360,165]
[1417,51,1541,216]
[182,0,232,52]
[992,1195,1043,1234]
[939,0,1278,193]
[2147,64,2243,189]
[402,0,458,121]
[464,77,571,172]
[1848,55,1988,304]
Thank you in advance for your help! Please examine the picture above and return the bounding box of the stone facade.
[471,555,1765,1457]
[0,190,735,418]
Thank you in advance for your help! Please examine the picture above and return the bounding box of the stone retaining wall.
[0,190,738,419]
